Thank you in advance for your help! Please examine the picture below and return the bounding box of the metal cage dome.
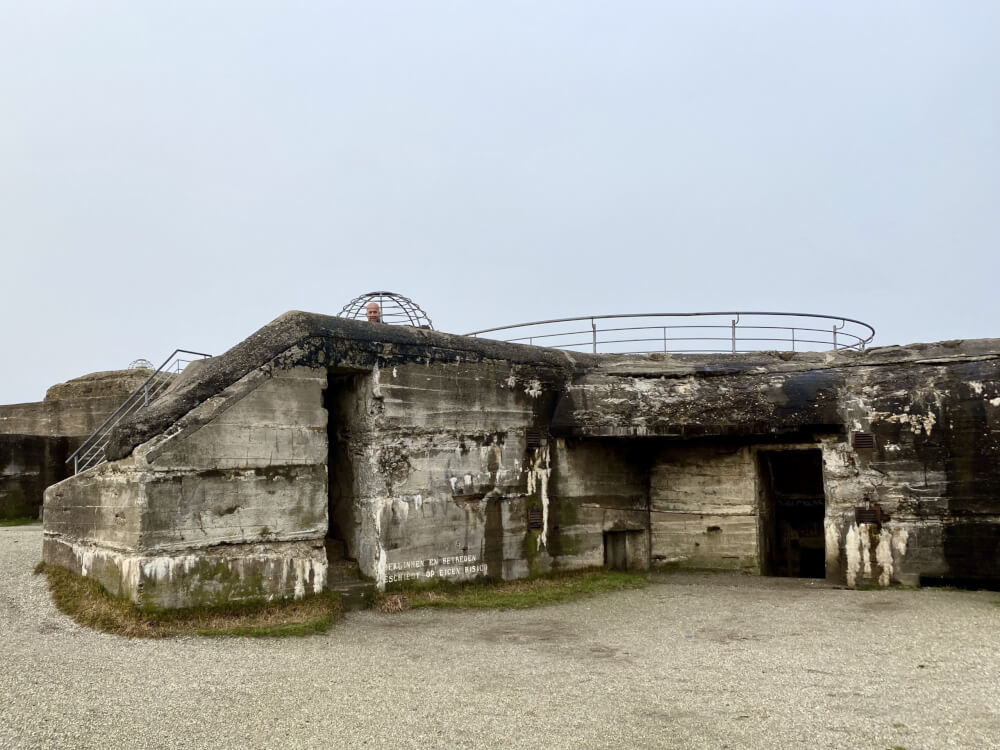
[338,291,434,329]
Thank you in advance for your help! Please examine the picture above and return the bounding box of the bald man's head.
[365,301,381,323]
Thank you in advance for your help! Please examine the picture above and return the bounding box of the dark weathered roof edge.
[103,310,1000,462]
[104,311,591,461]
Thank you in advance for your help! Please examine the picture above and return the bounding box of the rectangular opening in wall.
[325,371,361,564]
[758,449,826,579]
[604,531,628,570]
[604,530,646,571]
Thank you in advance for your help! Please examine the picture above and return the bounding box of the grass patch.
[34,562,341,638]
[379,568,647,611]
[0,516,40,527]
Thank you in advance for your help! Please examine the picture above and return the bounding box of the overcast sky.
[2,1,998,404]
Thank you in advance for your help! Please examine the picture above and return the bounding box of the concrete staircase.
[325,540,377,611]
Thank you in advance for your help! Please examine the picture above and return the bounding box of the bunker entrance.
[603,530,646,571]
[758,449,826,578]
[324,372,361,564]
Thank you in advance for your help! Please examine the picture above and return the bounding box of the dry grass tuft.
[375,593,410,613]
[0,517,39,527]
[34,562,342,638]
[377,568,647,612]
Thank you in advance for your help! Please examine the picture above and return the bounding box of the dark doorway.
[604,531,628,570]
[324,372,360,562]
[758,449,826,578]
[603,530,646,571]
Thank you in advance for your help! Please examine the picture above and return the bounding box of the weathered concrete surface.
[0,369,150,519]
[327,358,569,586]
[650,441,760,571]
[556,342,1000,587]
[0,369,152,438]
[6,525,1000,750]
[104,311,590,463]
[44,366,330,608]
[42,535,327,607]
[0,435,70,519]
[41,312,1000,606]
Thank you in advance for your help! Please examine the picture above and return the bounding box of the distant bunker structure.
[1,369,158,521]
[41,310,1000,609]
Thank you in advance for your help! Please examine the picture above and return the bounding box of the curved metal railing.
[66,349,212,474]
[466,312,874,355]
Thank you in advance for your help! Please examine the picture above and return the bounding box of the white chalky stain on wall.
[141,555,198,582]
[875,531,894,586]
[893,528,909,556]
[75,545,142,595]
[672,378,699,396]
[526,444,551,550]
[875,527,910,587]
[844,523,910,588]
[291,557,325,597]
[372,496,391,590]
[825,518,841,570]
[72,543,326,600]
[860,525,872,578]
[845,523,862,587]
[524,380,542,398]
[871,409,937,436]
[393,496,409,523]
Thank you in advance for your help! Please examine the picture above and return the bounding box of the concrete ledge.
[42,536,328,609]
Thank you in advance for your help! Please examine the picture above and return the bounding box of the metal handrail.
[466,312,874,355]
[66,349,212,474]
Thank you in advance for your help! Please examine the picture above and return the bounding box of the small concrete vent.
[855,503,889,528]
[527,508,544,530]
[852,431,875,450]
[525,428,542,449]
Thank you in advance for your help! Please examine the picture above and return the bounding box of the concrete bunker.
[757,448,826,578]
[33,310,1000,608]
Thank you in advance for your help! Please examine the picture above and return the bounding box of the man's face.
[366,303,381,323]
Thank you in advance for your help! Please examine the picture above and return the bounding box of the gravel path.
[2,525,998,750]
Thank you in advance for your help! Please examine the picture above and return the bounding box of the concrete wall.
[330,361,657,589]
[43,366,329,608]
[0,369,151,519]
[38,312,1000,608]
[0,435,71,519]
[559,345,1000,588]
[822,357,1000,588]
[548,438,650,571]
[650,442,760,572]
[329,358,560,587]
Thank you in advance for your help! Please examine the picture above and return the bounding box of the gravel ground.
[2,524,998,750]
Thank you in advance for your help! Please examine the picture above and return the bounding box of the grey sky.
[2,1,998,404]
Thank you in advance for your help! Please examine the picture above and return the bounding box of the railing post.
[832,325,838,350]
[731,318,737,353]
[663,327,667,352]
[591,319,597,354]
